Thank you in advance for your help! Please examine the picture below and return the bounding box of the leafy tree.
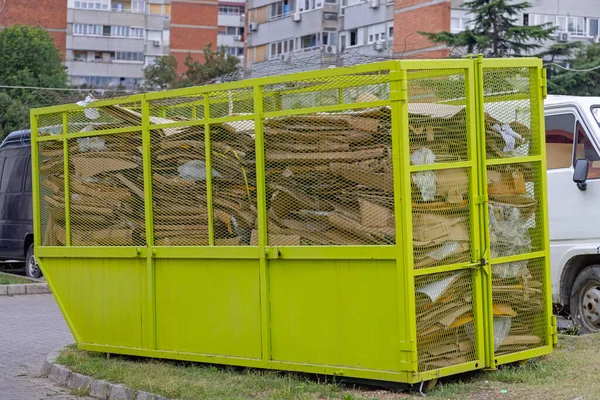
[0,93,29,139]
[143,55,179,90]
[177,44,240,87]
[548,44,600,96]
[420,0,555,57]
[0,25,67,104]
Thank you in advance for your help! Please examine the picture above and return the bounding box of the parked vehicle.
[545,95,600,333]
[0,130,37,277]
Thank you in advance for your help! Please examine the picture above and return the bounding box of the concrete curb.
[43,348,171,400]
[0,282,51,296]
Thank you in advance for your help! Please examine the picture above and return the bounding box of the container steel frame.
[30,57,555,385]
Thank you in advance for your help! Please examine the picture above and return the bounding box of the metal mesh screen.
[264,107,394,246]
[68,133,145,246]
[65,102,143,133]
[487,163,543,259]
[151,124,208,246]
[407,69,470,164]
[415,270,478,372]
[482,67,539,160]
[38,141,65,246]
[261,73,390,112]
[208,88,254,119]
[411,167,472,269]
[491,257,546,356]
[149,95,205,122]
[210,121,257,246]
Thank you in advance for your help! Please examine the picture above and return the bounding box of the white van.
[545,95,600,333]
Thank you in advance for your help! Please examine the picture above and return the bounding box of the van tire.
[25,244,41,279]
[570,265,600,334]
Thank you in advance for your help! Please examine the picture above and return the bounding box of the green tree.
[143,55,179,90]
[420,0,555,57]
[177,44,240,87]
[0,93,29,139]
[548,44,600,96]
[0,25,67,104]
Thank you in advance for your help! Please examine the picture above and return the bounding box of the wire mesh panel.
[487,162,543,259]
[411,167,472,269]
[68,133,145,247]
[263,76,394,246]
[148,96,205,122]
[482,62,551,364]
[415,270,478,372]
[407,69,470,164]
[38,140,65,246]
[151,123,209,246]
[482,67,539,160]
[210,121,257,246]
[491,257,546,356]
[65,102,143,133]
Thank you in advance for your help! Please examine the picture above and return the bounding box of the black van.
[0,130,39,278]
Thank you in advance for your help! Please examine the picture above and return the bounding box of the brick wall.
[393,0,450,57]
[0,0,67,57]
[170,0,218,73]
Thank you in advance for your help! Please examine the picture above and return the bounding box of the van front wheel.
[570,265,600,334]
[25,244,41,279]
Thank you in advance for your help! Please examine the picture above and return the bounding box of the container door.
[480,61,554,367]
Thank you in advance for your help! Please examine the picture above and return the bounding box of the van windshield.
[592,107,600,126]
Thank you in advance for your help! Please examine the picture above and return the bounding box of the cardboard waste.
[38,96,541,372]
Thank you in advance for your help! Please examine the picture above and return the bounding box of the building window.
[270,0,294,19]
[340,34,346,51]
[269,39,294,58]
[556,16,568,32]
[367,23,386,44]
[450,17,472,33]
[590,18,599,37]
[299,0,320,12]
[323,12,337,20]
[389,26,393,40]
[300,34,319,49]
[322,30,337,46]
[73,51,88,61]
[73,24,103,36]
[219,6,242,15]
[115,51,144,62]
[349,29,357,46]
[74,0,108,10]
[568,16,586,36]
[340,0,346,15]
[225,26,244,35]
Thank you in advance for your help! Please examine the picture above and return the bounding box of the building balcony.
[67,35,146,52]
[67,8,168,30]
[218,14,245,27]
[218,33,245,48]
[65,59,145,78]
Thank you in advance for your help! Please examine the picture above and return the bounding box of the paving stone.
[90,379,111,399]
[7,284,26,296]
[0,294,92,399]
[108,383,134,400]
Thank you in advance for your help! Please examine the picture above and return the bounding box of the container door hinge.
[474,195,487,205]
[551,315,558,346]
[541,69,548,100]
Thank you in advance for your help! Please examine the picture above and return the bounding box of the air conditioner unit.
[369,0,379,8]
[373,41,384,51]
[234,35,242,41]
[153,40,160,47]
[557,31,570,42]
[240,14,245,22]
[292,12,301,22]
[592,36,600,44]
[324,45,337,54]
[248,22,258,31]
[281,53,291,62]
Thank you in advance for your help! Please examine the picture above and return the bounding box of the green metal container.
[31,57,555,385]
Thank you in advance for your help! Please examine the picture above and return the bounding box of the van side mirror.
[573,158,590,191]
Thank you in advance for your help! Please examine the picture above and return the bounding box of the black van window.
[24,158,31,192]
[1,156,28,193]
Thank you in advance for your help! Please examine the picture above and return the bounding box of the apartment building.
[218,0,246,64]
[397,0,600,59]
[245,0,397,74]
[0,0,217,88]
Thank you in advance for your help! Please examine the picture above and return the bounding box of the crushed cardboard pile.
[415,262,544,371]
